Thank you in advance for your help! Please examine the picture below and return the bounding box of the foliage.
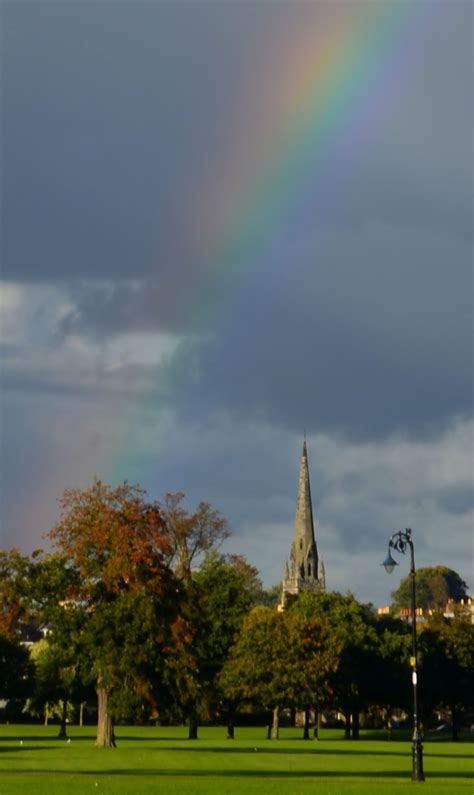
[253,583,282,608]
[370,614,412,712]
[193,552,262,673]
[219,606,340,717]
[0,632,33,703]
[158,492,230,579]
[45,479,190,744]
[0,548,38,638]
[289,592,378,719]
[419,613,474,739]
[167,552,259,734]
[49,480,171,591]
[391,566,468,611]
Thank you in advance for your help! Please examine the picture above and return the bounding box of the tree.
[46,479,187,747]
[219,606,339,739]
[0,548,37,638]
[26,639,80,734]
[0,633,33,715]
[187,553,263,738]
[24,552,92,735]
[152,494,232,739]
[158,492,230,580]
[253,583,282,609]
[419,613,474,740]
[370,614,412,730]
[391,566,468,612]
[289,592,379,739]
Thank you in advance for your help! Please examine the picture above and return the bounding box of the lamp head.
[382,548,398,574]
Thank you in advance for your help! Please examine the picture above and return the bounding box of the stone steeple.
[281,440,325,606]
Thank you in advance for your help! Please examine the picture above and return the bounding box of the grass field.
[0,724,472,795]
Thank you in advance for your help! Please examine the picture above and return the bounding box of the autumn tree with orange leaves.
[47,479,193,747]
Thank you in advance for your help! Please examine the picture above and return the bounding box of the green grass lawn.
[0,724,472,794]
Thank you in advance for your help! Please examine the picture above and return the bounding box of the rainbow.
[189,1,421,316]
[103,0,426,484]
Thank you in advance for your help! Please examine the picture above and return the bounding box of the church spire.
[281,440,325,607]
[294,439,316,562]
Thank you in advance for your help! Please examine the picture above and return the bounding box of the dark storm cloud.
[2,0,472,286]
[148,216,472,439]
[2,0,267,281]
[8,193,471,440]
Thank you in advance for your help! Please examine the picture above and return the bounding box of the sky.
[1,0,472,607]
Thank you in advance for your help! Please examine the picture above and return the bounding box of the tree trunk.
[313,705,320,740]
[96,687,116,747]
[188,712,199,740]
[271,705,279,739]
[303,707,311,740]
[57,699,68,739]
[226,722,235,740]
[451,703,459,742]
[290,706,296,727]
[79,702,85,727]
[344,712,351,739]
[352,710,360,740]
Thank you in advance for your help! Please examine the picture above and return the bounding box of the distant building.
[280,440,325,608]
[377,598,474,624]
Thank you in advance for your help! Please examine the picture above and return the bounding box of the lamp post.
[382,528,425,782]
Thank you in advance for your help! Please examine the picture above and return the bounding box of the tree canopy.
[158,492,230,580]
[219,605,340,738]
[45,479,189,746]
[391,566,468,611]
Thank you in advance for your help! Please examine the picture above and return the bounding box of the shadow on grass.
[2,768,472,779]
[0,746,56,753]
[135,745,473,760]
[1,738,471,761]
[0,735,96,742]
[0,733,189,743]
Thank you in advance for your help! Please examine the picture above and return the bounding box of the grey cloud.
[435,485,474,516]
[159,236,472,440]
[2,1,472,283]
[56,280,195,337]
[9,207,470,441]
[2,1,269,281]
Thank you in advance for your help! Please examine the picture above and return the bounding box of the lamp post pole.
[382,528,425,782]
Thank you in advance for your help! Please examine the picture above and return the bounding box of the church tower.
[281,440,325,607]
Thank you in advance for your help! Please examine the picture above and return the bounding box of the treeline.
[0,480,472,746]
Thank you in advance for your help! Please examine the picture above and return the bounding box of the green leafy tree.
[391,566,468,611]
[187,553,262,738]
[0,633,33,716]
[219,606,339,739]
[253,583,282,608]
[419,613,474,740]
[26,552,92,733]
[370,614,412,729]
[289,592,379,738]
[26,638,82,734]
